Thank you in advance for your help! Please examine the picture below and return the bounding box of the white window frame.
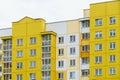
[95,19,102,26]
[110,30,116,37]
[58,73,64,79]
[70,35,76,43]
[30,49,36,56]
[30,73,36,80]
[82,69,89,76]
[95,69,102,76]
[17,74,22,80]
[17,62,23,69]
[17,39,23,46]
[58,36,64,44]
[110,42,116,49]
[17,50,23,57]
[82,57,89,64]
[70,47,76,55]
[95,44,102,51]
[58,60,64,68]
[95,31,102,38]
[110,55,115,62]
[110,68,116,75]
[69,71,75,79]
[110,17,116,24]
[95,56,102,63]
[58,49,64,56]
[30,37,36,44]
[30,61,36,68]
[70,60,75,66]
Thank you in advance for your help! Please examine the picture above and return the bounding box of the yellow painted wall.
[90,1,120,80]
[67,20,80,34]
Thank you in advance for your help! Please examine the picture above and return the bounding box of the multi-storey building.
[0,0,119,80]
[90,0,120,80]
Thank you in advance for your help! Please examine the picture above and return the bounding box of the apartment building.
[90,1,120,80]
[0,0,119,80]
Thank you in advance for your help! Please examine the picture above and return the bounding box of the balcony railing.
[42,65,50,71]
[3,68,11,73]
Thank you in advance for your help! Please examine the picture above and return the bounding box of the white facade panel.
[81,27,90,33]
[46,22,67,34]
[67,34,80,46]
[0,28,12,37]
[67,70,79,80]
[67,45,79,58]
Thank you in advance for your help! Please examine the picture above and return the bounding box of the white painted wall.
[46,22,67,34]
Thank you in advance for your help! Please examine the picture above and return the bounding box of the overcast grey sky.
[0,0,111,29]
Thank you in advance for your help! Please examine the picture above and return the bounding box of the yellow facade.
[90,1,120,80]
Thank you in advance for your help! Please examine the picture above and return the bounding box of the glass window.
[82,45,90,52]
[70,60,75,66]
[82,33,90,40]
[110,30,116,37]
[58,60,64,68]
[95,31,102,38]
[110,17,116,24]
[30,61,36,68]
[70,35,76,42]
[82,57,89,64]
[16,62,23,69]
[110,55,115,62]
[81,20,89,28]
[30,73,36,80]
[95,44,102,51]
[0,44,2,50]
[69,72,75,79]
[70,47,76,55]
[82,69,89,76]
[30,37,36,44]
[17,39,23,46]
[17,74,22,80]
[17,50,23,57]
[58,49,64,55]
[110,42,116,49]
[95,19,102,26]
[30,49,36,56]
[110,68,116,75]
[95,69,102,76]
[58,37,64,44]
[58,73,64,79]
[95,56,102,63]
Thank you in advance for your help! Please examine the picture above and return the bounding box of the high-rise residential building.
[0,0,120,80]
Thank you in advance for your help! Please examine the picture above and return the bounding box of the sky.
[0,0,111,29]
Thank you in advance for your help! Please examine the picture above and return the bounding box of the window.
[82,33,90,40]
[70,35,76,42]
[30,61,36,68]
[95,19,102,26]
[110,17,116,24]
[110,42,116,49]
[95,69,102,76]
[58,37,64,44]
[82,57,89,64]
[81,20,89,28]
[82,69,89,76]
[30,73,36,80]
[0,56,2,61]
[0,66,2,72]
[58,60,64,68]
[110,30,116,37]
[17,39,23,46]
[110,55,115,62]
[82,45,90,52]
[95,31,102,38]
[110,68,116,75]
[17,50,23,57]
[17,74,22,80]
[42,47,50,53]
[95,56,102,63]
[69,72,75,79]
[17,62,23,69]
[95,44,102,51]
[0,44,2,50]
[30,49,36,56]
[70,60,75,66]
[58,73,64,79]
[70,47,76,55]
[30,37,36,44]
[58,49,64,55]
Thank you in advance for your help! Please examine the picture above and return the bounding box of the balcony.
[4,57,12,62]
[42,65,50,71]
[3,68,11,74]
[42,53,50,58]
[42,76,50,80]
